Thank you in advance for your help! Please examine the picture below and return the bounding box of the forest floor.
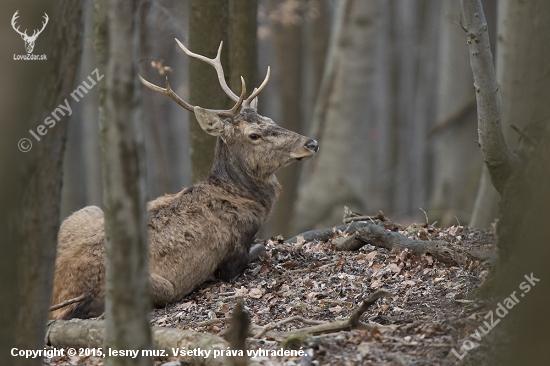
[44,221,496,366]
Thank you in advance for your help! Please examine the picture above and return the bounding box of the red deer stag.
[50,40,318,320]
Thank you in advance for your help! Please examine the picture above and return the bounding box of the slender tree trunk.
[12,2,83,365]
[101,1,152,365]
[460,0,517,195]
[267,0,304,237]
[292,0,377,233]
[429,0,483,226]
[303,0,330,131]
[189,0,230,183]
[468,165,499,227]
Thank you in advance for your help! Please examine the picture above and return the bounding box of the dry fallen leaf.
[329,305,342,313]
[366,251,378,261]
[249,288,263,299]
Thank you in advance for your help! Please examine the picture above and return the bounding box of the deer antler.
[11,11,27,38]
[175,39,270,110]
[30,13,49,40]
[139,73,246,118]
[242,67,270,109]
[141,40,271,116]
[175,39,241,103]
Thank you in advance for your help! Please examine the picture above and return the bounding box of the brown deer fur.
[50,107,318,319]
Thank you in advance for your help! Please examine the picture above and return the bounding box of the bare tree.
[459,0,550,361]
[229,0,258,94]
[0,2,61,362]
[7,2,84,365]
[100,1,152,364]
[460,0,517,195]
[267,0,305,237]
[188,0,230,182]
[429,0,484,226]
[292,0,377,232]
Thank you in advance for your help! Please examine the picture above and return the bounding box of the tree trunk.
[229,0,258,96]
[292,0,377,233]
[468,165,499,227]
[12,2,84,365]
[460,0,550,362]
[266,0,304,237]
[189,0,230,183]
[303,0,330,128]
[101,1,152,364]
[0,2,65,363]
[460,0,517,195]
[428,0,483,227]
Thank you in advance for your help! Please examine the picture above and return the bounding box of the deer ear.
[194,107,226,136]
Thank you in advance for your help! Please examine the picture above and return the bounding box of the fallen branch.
[285,221,369,244]
[289,221,460,265]
[49,295,86,312]
[182,318,228,328]
[353,222,459,265]
[45,319,259,366]
[251,290,392,342]
[253,316,327,339]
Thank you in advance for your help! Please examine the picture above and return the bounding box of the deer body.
[50,42,318,320]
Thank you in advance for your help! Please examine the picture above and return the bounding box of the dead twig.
[183,318,228,328]
[49,295,86,312]
[511,123,537,146]
[253,316,327,339]
[280,290,392,336]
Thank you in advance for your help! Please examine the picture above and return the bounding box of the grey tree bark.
[460,0,516,195]
[9,2,84,365]
[303,0,330,127]
[101,1,152,364]
[429,0,483,226]
[267,0,304,237]
[468,0,544,228]
[457,1,550,362]
[189,0,230,183]
[0,2,66,363]
[292,0,377,233]
[229,0,258,96]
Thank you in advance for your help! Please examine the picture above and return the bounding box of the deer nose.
[305,139,319,153]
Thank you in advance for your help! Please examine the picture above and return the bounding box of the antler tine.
[11,11,26,37]
[242,67,271,109]
[31,13,48,38]
[139,74,195,112]
[175,38,240,103]
[224,76,247,117]
[139,74,246,118]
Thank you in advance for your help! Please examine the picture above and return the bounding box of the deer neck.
[208,138,280,211]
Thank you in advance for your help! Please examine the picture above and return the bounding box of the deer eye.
[248,133,261,141]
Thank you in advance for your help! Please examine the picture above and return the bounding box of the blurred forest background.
[60,0,502,239]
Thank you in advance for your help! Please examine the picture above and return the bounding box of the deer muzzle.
[291,139,319,161]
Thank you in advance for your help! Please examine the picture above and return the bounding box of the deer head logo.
[11,11,49,54]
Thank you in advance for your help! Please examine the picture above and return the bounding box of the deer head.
[12,11,49,54]
[140,40,318,186]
